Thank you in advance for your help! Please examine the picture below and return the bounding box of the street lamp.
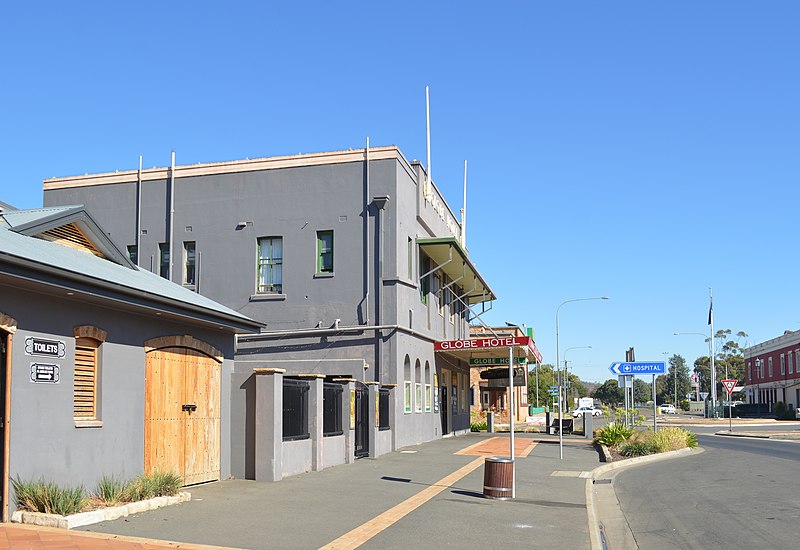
[754,358,764,407]
[556,296,609,459]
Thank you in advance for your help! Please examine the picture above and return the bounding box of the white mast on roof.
[461,160,467,248]
[425,86,432,200]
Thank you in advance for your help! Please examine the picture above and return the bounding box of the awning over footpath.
[434,336,543,366]
[417,237,495,304]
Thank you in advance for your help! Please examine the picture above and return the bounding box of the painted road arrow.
[609,361,666,375]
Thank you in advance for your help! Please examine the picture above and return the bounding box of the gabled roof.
[2,205,134,268]
[0,205,262,333]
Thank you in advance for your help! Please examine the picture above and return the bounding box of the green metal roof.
[417,237,496,304]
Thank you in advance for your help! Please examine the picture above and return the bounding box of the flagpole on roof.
[425,86,432,200]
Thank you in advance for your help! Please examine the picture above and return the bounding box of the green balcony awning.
[417,237,496,304]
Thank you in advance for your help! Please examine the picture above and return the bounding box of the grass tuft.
[12,477,87,516]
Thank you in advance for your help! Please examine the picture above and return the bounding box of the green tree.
[564,371,588,408]
[693,329,748,399]
[527,363,557,407]
[656,354,691,404]
[593,379,623,405]
[633,378,651,405]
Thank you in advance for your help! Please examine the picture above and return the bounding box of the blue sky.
[2,2,798,382]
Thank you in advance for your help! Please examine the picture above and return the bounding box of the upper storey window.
[257,237,283,293]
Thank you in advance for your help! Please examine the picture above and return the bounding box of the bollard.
[583,412,593,439]
[487,412,494,433]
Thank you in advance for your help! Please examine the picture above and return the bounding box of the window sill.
[250,293,287,302]
[74,420,103,428]
[314,273,334,279]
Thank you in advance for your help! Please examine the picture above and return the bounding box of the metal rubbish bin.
[483,456,513,500]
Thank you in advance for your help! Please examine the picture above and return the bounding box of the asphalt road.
[614,432,800,549]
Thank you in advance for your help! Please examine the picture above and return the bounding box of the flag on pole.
[708,293,713,326]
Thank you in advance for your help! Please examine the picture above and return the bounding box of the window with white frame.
[768,357,773,377]
[781,354,786,375]
[425,384,432,412]
[790,352,795,375]
[425,361,431,412]
[183,241,196,286]
[257,237,282,293]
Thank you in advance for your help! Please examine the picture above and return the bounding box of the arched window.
[424,361,431,412]
[415,359,422,413]
[404,355,412,414]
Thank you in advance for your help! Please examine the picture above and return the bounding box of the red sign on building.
[435,336,531,351]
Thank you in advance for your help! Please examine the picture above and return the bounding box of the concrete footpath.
[7,432,606,549]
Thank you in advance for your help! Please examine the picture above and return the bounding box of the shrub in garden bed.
[596,425,697,459]
[11,478,87,516]
[14,471,183,515]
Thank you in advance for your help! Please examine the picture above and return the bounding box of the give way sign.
[722,379,737,395]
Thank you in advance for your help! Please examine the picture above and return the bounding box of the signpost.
[609,361,666,431]
[722,379,737,431]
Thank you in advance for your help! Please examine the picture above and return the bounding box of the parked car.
[659,404,677,414]
[572,406,602,417]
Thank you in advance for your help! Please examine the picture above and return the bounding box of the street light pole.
[556,296,609,460]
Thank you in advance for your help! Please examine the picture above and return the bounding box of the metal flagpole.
[508,345,515,498]
[709,288,716,417]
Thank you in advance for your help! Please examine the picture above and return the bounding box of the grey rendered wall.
[3,283,234,512]
[322,435,346,468]
[45,159,399,333]
[44,152,474,452]
[281,439,312,477]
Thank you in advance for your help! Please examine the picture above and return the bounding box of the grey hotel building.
[43,145,496,477]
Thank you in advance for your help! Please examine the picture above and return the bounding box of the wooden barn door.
[145,347,221,485]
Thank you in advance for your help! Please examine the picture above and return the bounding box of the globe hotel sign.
[434,336,543,363]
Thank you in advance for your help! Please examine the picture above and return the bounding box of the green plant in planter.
[95,475,127,505]
[12,477,87,516]
[595,422,634,447]
[619,441,654,457]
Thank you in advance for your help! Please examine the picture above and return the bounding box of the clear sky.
[2,2,798,382]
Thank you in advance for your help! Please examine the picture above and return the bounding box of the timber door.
[145,347,221,485]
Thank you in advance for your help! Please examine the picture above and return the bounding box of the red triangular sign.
[722,379,737,395]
